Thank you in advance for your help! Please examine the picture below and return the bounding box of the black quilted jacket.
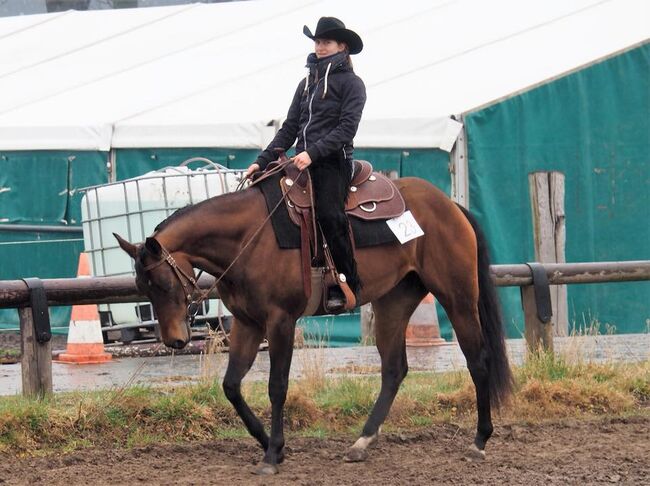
[256,51,366,169]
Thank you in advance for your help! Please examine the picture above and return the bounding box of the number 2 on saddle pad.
[386,210,424,244]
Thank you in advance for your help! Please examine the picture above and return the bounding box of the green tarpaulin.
[0,151,108,331]
[1,45,647,341]
[465,44,650,336]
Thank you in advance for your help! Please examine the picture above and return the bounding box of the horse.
[115,173,513,475]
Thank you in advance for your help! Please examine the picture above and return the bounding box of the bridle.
[142,246,208,324]
[140,158,305,325]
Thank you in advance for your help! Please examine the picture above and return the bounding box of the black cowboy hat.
[303,17,363,55]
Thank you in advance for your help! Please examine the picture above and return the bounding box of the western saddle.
[255,157,405,315]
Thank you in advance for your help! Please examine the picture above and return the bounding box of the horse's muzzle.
[170,339,188,350]
[172,319,193,349]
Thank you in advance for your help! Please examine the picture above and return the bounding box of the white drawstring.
[304,71,309,92]
[322,62,332,98]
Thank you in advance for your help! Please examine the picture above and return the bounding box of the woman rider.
[246,17,366,311]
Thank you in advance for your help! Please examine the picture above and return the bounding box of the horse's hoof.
[344,447,369,463]
[464,444,486,462]
[253,462,279,475]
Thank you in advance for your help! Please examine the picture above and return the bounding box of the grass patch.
[0,357,648,455]
[0,348,19,358]
[0,348,20,364]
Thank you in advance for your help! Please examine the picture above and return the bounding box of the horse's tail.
[456,204,514,409]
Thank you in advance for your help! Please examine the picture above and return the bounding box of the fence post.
[360,303,375,345]
[521,286,554,352]
[529,171,568,336]
[19,307,53,398]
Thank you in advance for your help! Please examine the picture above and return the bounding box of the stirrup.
[325,286,346,314]
[324,274,356,313]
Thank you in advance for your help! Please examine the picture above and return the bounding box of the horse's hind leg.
[446,303,493,460]
[345,273,426,462]
[222,318,268,451]
[429,264,495,459]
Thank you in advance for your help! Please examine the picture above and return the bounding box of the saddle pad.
[257,172,398,249]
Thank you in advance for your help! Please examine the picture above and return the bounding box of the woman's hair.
[343,45,353,70]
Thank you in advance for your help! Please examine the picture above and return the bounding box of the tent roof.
[0,0,647,151]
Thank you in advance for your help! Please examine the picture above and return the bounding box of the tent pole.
[449,115,469,208]
[107,148,117,183]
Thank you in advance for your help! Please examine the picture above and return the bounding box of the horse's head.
[114,233,194,349]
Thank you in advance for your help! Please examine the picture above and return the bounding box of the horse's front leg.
[222,319,269,451]
[255,316,296,475]
[345,286,422,462]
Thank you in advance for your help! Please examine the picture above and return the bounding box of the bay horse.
[115,174,513,475]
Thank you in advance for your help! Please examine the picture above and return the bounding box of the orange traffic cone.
[405,293,447,347]
[56,253,112,364]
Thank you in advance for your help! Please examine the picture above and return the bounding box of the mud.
[0,333,67,364]
[1,416,648,485]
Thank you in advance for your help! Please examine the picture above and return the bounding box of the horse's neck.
[156,192,252,276]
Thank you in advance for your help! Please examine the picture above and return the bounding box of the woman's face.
[314,38,347,58]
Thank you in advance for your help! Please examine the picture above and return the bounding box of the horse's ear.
[145,237,162,256]
[114,233,137,259]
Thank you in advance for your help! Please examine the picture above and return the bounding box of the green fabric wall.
[0,150,107,225]
[0,146,451,342]
[115,148,259,180]
[465,44,650,336]
[0,151,108,330]
[4,43,646,342]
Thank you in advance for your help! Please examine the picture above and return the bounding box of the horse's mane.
[153,189,251,233]
[154,204,197,232]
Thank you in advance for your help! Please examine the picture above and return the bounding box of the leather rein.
[142,159,303,324]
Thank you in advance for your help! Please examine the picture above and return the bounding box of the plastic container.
[80,161,243,342]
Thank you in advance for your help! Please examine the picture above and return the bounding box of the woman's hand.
[293,152,312,171]
[244,163,260,179]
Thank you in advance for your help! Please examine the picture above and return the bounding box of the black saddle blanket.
[257,172,398,249]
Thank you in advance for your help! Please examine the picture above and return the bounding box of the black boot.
[325,270,361,314]
[325,286,346,314]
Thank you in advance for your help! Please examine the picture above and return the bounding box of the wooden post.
[19,307,53,398]
[521,286,554,352]
[360,303,375,345]
[528,171,568,336]
[450,117,469,208]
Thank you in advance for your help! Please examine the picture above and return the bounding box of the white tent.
[0,0,647,151]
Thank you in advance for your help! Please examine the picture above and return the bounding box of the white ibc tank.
[81,164,242,328]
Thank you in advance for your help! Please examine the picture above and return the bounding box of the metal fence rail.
[0,224,83,234]
[3,261,648,309]
[1,260,649,398]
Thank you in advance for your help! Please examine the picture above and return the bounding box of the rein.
[144,159,302,323]
[236,158,290,191]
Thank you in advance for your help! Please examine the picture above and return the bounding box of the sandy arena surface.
[0,416,648,485]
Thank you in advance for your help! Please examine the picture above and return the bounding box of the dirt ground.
[0,332,68,352]
[0,332,68,363]
[0,416,648,485]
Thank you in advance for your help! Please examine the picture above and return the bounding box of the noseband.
[142,245,207,324]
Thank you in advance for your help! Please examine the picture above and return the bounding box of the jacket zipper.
[303,79,321,150]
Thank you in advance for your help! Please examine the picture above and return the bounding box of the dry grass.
[0,331,648,455]
[198,325,228,382]
[295,330,329,395]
